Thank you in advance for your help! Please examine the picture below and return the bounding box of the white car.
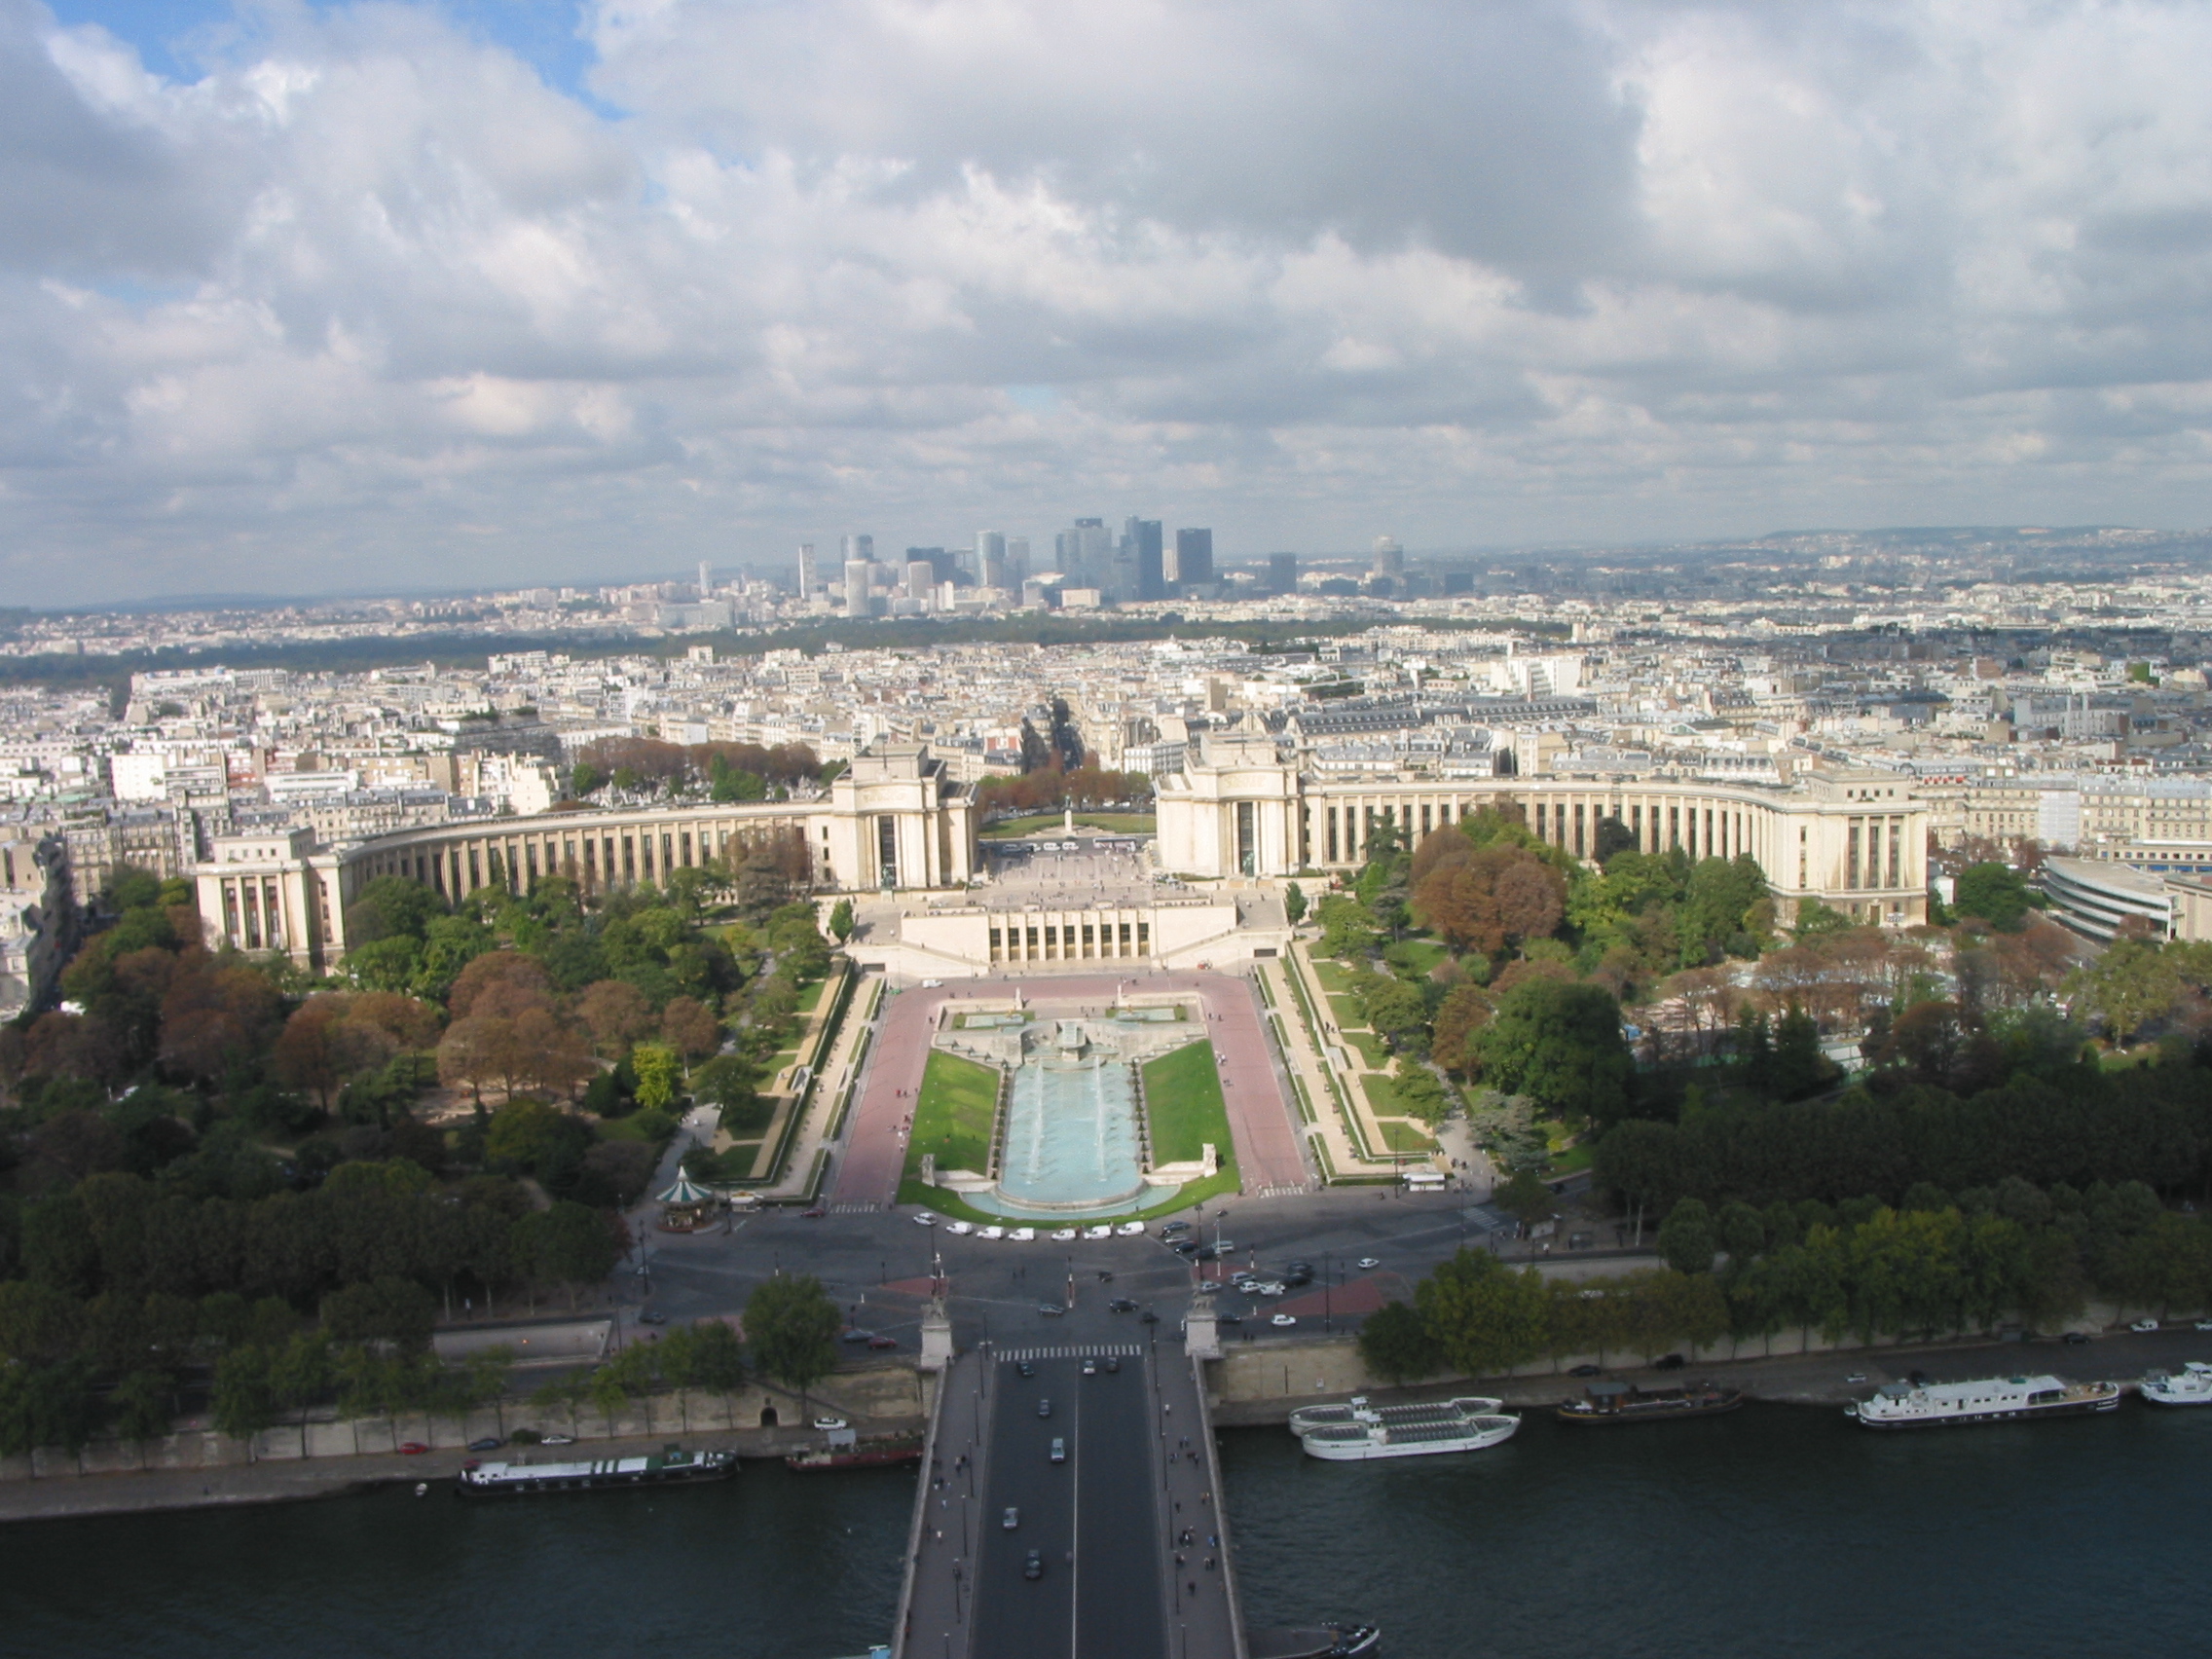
[813,1416,848,1431]
[913,1213,937,1227]
[1011,1228,1037,1242]
[1085,1224,1113,1240]
[1254,1281,1287,1297]
[1355,1257,1381,1271]
[1116,1221,1147,1236]
[1271,1313,1297,1327]
[945,1221,975,1235]
[2130,1318,2160,1333]
[2196,1318,2212,1332]
[1051,1228,1079,1242]
[922,978,943,987]
[978,1226,1006,1240]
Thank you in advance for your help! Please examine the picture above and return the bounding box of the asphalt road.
[971,1352,1166,1659]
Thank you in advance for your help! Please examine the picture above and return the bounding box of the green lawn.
[1327,994,1367,1032]
[1311,960,1358,995]
[1360,1071,1417,1119]
[980,812,1158,838]
[905,1050,1001,1177]
[794,977,829,1014]
[1375,1120,1438,1153]
[1343,1029,1391,1070]
[1142,1040,1234,1165]
[1388,939,1451,977]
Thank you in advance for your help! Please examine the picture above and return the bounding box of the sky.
[6,0,2212,606]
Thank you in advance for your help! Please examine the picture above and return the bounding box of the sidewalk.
[1266,943,1422,1178]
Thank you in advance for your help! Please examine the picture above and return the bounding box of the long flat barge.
[456,1443,737,1495]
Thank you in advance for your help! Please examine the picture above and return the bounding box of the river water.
[6,1404,2207,1657]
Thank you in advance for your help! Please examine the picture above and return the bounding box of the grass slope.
[1143,1040,1235,1166]
[905,1050,1001,1177]
[980,812,1158,838]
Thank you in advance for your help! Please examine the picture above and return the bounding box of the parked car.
[978,1226,1006,1240]
[814,1417,848,1431]
[467,1437,502,1452]
[1085,1224,1113,1239]
[842,1328,875,1344]
[1139,1309,1159,1323]
[540,1433,575,1446]
[1116,1221,1146,1236]
[1160,1221,1193,1237]
[1843,1373,1867,1385]
[1051,1228,1079,1242]
[867,1335,899,1350]
[1003,1507,1019,1530]
[1010,1227,1037,1241]
[2196,1319,2212,1332]
[2131,1318,2160,1333]
[1567,1364,1602,1378]
[1271,1313,1297,1328]
[913,1213,937,1227]
[1170,1240,1200,1256]
[638,1309,668,1325]
[2064,1331,2094,1345]
[1652,1353,1686,1371]
[1024,1549,1045,1579]
[397,1442,428,1456]
[1216,1313,1242,1326]
[945,1221,975,1235]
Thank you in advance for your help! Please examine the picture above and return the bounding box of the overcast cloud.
[4,0,2212,604]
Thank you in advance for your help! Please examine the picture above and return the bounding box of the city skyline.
[6,1,2212,605]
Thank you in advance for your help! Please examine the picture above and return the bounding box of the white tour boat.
[2140,1362,2212,1406]
[1290,1395,1520,1461]
[1847,1374,2120,1429]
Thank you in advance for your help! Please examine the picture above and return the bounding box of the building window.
[877,816,899,887]
[1235,800,1257,876]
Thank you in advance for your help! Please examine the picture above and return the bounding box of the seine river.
[6,1403,2208,1657]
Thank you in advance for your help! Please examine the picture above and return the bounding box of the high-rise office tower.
[843,559,873,617]
[1268,553,1299,594]
[904,560,935,600]
[1006,537,1030,587]
[698,561,714,599]
[1174,528,1214,589]
[841,533,874,565]
[797,543,818,594]
[977,530,1007,590]
[1372,535,1405,577]
[1055,518,1112,588]
[1124,517,1164,601]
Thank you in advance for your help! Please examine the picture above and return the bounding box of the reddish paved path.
[830,973,1311,1207]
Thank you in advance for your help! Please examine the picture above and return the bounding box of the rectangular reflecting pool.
[994,1056,1148,1212]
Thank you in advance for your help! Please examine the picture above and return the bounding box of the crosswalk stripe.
[994,1344,1145,1362]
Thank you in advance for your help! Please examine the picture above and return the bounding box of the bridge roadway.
[898,1327,1239,1659]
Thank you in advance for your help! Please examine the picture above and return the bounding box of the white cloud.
[2,0,2212,601]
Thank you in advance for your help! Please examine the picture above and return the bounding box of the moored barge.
[457,1443,737,1495]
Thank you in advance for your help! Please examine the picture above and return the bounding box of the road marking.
[1068,1377,1081,1659]
[996,1344,1144,1362]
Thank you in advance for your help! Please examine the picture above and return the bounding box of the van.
[1049,1438,1065,1463]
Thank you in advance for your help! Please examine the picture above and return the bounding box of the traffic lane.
[1074,1351,1167,1659]
[974,1357,1076,1659]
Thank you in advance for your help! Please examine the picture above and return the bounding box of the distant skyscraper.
[1125,517,1164,601]
[1055,518,1111,587]
[842,533,874,565]
[698,561,714,599]
[904,560,935,600]
[1005,537,1031,587]
[797,543,818,594]
[1267,552,1299,594]
[1174,528,1214,589]
[1372,535,1404,577]
[977,530,1007,590]
[843,558,873,618]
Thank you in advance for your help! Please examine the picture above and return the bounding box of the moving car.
[913,1213,937,1227]
[1038,1304,1064,1317]
[1355,1257,1381,1270]
[1108,1298,1137,1312]
[814,1417,848,1431]
[1082,1358,1097,1376]
[1038,1398,1053,1418]
[638,1309,668,1325]
[1003,1507,1019,1530]
[842,1329,874,1344]
[1016,1361,1036,1378]
[1024,1549,1045,1579]
[800,1206,827,1219]
[867,1335,899,1349]
[1105,1356,1121,1373]
[1161,1221,1193,1237]
[1170,1239,1200,1256]
[1049,1439,1066,1463]
[1271,1314,1297,1328]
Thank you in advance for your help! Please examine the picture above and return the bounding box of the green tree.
[1416,1249,1549,1379]
[745,1274,842,1404]
[1791,901,1851,941]
[827,899,856,942]
[1356,1301,1441,1383]
[270,1331,334,1454]
[1657,1198,1718,1275]
[632,1043,682,1112]
[1494,1167,1554,1226]
[571,760,606,797]
[109,1369,174,1443]
[321,1278,435,1352]
[1473,978,1631,1126]
[211,1345,276,1442]
[2066,939,2182,1046]
[1284,882,1308,927]
[659,1321,747,1393]
[1953,862,2031,931]
[516,1201,621,1311]
[1768,1003,1832,1099]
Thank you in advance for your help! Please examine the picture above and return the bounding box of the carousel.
[655,1170,719,1232]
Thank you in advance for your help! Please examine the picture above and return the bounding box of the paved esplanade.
[902,1329,1237,1659]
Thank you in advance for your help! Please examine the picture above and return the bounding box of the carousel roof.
[656,1171,715,1205]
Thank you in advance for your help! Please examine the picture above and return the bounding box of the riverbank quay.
[0,1362,935,1523]
[1203,1325,2212,1426]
